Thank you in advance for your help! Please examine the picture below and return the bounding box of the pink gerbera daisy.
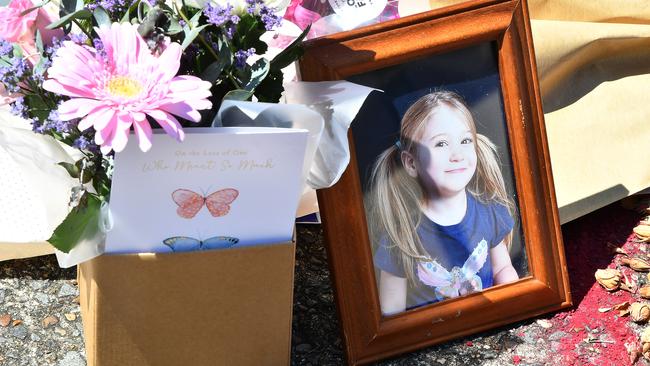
[42,22,213,153]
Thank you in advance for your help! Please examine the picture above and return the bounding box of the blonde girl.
[368,91,519,315]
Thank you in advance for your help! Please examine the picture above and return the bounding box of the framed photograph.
[298,0,571,364]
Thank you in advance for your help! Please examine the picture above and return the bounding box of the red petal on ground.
[550,201,645,366]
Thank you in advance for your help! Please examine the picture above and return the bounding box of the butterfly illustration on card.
[162,236,239,252]
[171,188,239,219]
[416,239,488,300]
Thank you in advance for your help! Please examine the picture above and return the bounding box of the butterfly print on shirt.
[171,188,239,219]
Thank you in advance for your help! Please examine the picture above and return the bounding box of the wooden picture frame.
[298,0,572,365]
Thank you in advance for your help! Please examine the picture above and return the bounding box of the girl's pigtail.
[471,134,515,248]
[367,144,428,285]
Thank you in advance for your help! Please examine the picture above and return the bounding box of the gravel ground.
[1,225,554,366]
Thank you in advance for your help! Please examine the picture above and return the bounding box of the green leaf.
[243,58,269,91]
[137,0,152,22]
[34,30,44,54]
[48,192,102,253]
[187,9,202,28]
[167,17,183,35]
[271,24,310,69]
[58,162,80,179]
[235,15,267,53]
[47,8,92,30]
[92,171,111,198]
[223,89,254,101]
[121,6,131,23]
[200,36,231,83]
[253,68,283,103]
[61,0,84,14]
[181,24,209,50]
[201,60,227,84]
[24,93,50,121]
[93,7,111,29]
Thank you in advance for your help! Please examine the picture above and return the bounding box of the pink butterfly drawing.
[171,188,239,219]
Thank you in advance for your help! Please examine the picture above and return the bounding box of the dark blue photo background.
[348,42,527,276]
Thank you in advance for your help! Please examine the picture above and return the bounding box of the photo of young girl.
[366,90,520,315]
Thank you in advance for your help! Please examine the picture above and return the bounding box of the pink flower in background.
[0,0,63,64]
[42,22,213,153]
[0,0,38,42]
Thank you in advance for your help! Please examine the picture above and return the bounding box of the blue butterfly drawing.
[162,236,239,252]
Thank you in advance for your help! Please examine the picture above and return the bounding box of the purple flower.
[258,5,282,30]
[225,24,236,39]
[246,0,282,30]
[0,56,27,94]
[9,97,28,119]
[68,33,88,45]
[234,47,256,69]
[0,39,13,57]
[92,38,107,59]
[73,135,91,150]
[47,110,74,134]
[11,57,28,79]
[204,3,234,27]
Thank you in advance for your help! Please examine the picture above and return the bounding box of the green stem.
[72,19,94,40]
[227,71,241,89]
[174,5,221,62]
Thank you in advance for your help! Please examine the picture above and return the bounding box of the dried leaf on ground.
[631,303,650,323]
[0,314,10,327]
[42,315,59,328]
[637,287,648,301]
[621,272,636,293]
[614,302,631,316]
[11,319,22,326]
[595,268,622,291]
[621,257,650,272]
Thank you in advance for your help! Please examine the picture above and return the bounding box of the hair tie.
[395,140,402,150]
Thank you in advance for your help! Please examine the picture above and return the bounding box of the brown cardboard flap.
[79,242,295,366]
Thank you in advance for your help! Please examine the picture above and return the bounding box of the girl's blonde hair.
[367,90,514,285]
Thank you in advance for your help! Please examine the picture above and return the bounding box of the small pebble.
[58,284,77,298]
[64,313,77,321]
[0,289,5,303]
[11,326,27,340]
[58,351,85,366]
[295,343,312,353]
[54,327,67,336]
[35,293,50,305]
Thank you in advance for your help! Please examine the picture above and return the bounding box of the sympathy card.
[105,127,309,254]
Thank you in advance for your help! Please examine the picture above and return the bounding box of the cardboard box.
[78,240,295,366]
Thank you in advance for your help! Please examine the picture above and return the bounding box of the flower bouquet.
[0,0,308,254]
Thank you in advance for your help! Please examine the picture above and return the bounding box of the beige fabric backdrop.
[529,0,650,223]
[422,0,650,223]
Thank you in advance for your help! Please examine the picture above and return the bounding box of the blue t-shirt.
[374,192,513,310]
